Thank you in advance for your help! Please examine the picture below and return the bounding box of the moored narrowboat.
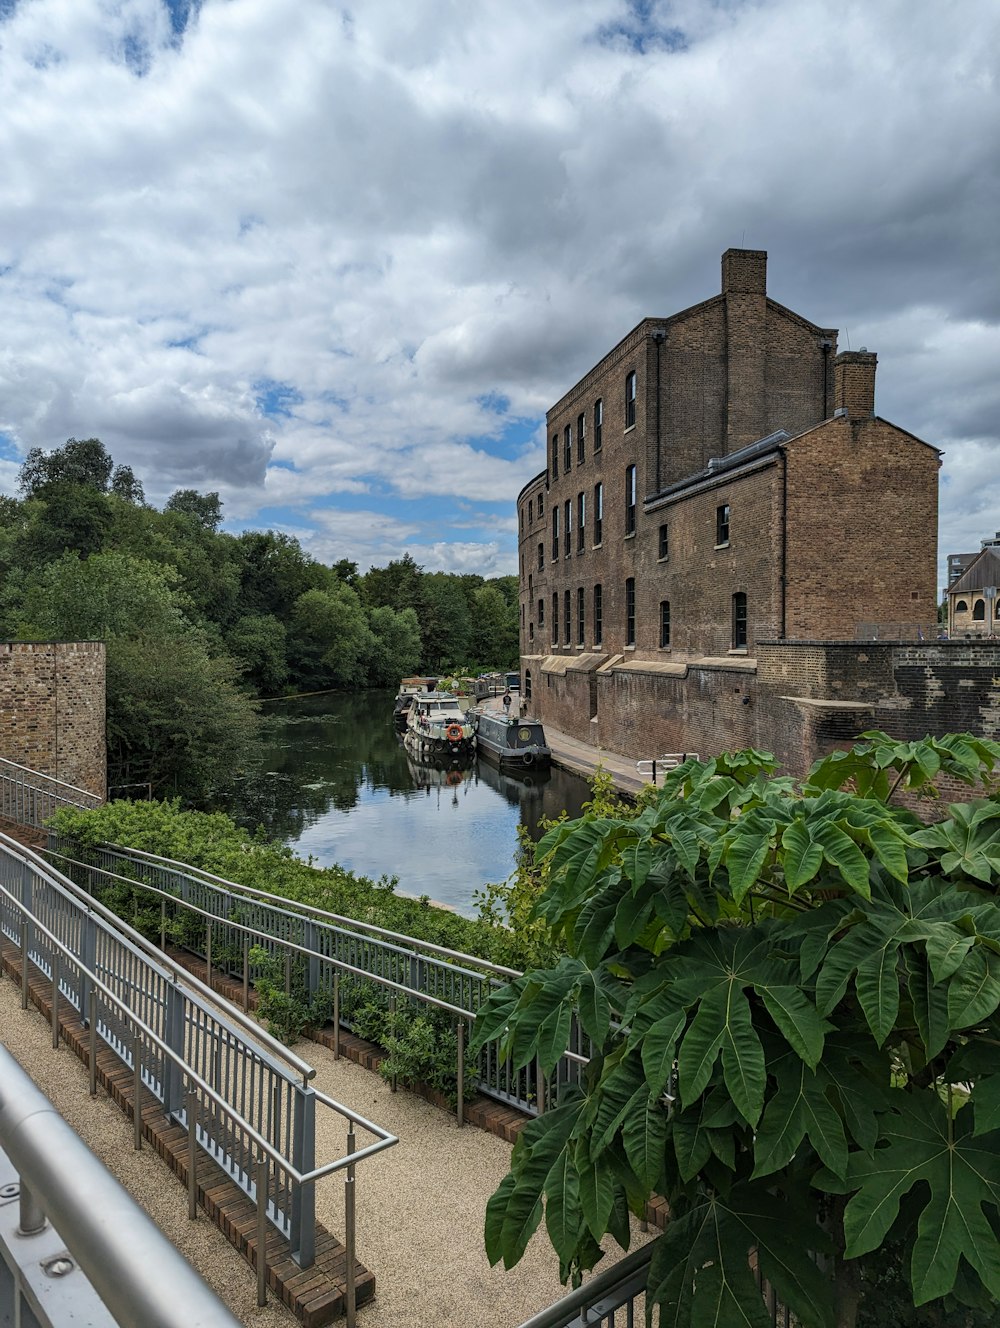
[403,691,476,758]
[469,709,551,771]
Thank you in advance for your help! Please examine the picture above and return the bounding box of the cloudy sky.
[0,0,997,586]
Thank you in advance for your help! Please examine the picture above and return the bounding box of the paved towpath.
[0,974,650,1328]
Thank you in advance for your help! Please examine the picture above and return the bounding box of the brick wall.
[0,642,106,797]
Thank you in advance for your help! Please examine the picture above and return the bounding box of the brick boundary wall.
[0,641,106,798]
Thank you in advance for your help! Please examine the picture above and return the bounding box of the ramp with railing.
[0,756,102,829]
[45,835,593,1121]
[0,833,396,1326]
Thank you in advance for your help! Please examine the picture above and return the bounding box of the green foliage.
[472,733,1000,1328]
[248,946,331,1043]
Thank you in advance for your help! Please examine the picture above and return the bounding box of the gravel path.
[0,976,649,1327]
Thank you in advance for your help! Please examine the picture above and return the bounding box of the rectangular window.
[564,425,572,472]
[529,621,534,641]
[552,592,559,644]
[538,492,543,515]
[716,503,730,546]
[537,542,544,571]
[552,508,559,561]
[625,577,636,646]
[528,572,533,598]
[660,600,671,647]
[594,398,603,451]
[577,413,586,464]
[519,509,523,533]
[733,592,747,648]
[658,522,669,560]
[564,589,571,645]
[625,465,636,536]
[577,492,585,553]
[528,498,533,524]
[594,482,603,544]
[564,498,572,557]
[625,371,636,428]
[594,583,603,645]
[577,587,585,645]
[551,435,558,479]
[538,598,544,626]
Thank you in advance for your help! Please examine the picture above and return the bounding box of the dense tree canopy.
[0,437,519,800]
[473,733,1000,1328]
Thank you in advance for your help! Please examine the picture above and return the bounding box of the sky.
[0,0,998,588]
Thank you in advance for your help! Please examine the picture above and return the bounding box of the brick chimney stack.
[833,349,877,418]
[722,249,768,451]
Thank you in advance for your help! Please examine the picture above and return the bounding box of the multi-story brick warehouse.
[516,249,947,772]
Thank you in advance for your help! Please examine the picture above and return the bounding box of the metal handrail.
[0,1044,244,1328]
[4,834,315,1084]
[104,841,522,977]
[46,835,587,1118]
[516,1242,654,1328]
[0,838,397,1313]
[0,756,103,804]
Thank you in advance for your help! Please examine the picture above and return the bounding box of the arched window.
[973,599,986,620]
[956,600,968,611]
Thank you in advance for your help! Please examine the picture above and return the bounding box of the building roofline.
[516,469,548,505]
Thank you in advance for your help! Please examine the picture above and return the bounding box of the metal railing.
[0,1043,244,1328]
[0,756,102,828]
[517,1243,652,1327]
[0,834,396,1321]
[635,753,699,786]
[45,835,590,1119]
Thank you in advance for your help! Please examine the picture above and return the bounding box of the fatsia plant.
[470,732,1000,1328]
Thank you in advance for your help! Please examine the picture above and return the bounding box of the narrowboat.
[403,691,476,759]
[393,676,438,729]
[469,709,550,771]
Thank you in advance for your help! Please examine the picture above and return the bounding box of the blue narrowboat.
[470,709,551,771]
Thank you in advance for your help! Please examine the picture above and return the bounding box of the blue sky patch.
[596,1,687,54]
[255,380,304,420]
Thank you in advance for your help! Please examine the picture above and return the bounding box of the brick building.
[516,250,945,770]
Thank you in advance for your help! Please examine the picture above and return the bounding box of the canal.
[225,691,592,917]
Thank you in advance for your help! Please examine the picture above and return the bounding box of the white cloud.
[0,0,997,579]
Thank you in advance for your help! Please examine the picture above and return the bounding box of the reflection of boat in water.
[468,708,551,771]
[393,676,439,730]
[405,751,476,791]
[474,753,551,807]
[403,691,476,759]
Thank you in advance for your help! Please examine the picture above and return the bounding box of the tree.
[110,464,145,505]
[225,613,289,694]
[18,437,115,497]
[467,583,519,669]
[164,489,223,532]
[287,585,374,689]
[364,605,421,686]
[472,733,1000,1328]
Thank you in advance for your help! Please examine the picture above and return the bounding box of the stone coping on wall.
[779,697,876,710]
[609,655,758,677]
[538,652,608,675]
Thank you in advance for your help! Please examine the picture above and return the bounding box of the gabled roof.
[949,546,1000,595]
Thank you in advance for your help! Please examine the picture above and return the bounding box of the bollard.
[18,1180,46,1238]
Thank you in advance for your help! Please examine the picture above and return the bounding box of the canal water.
[225,691,592,917]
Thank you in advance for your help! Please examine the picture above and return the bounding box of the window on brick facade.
[733,592,748,647]
[625,465,636,536]
[538,598,544,626]
[594,482,603,544]
[537,542,544,571]
[660,600,671,647]
[519,508,523,533]
[577,492,586,553]
[716,503,730,546]
[658,522,669,560]
[538,492,544,516]
[973,599,986,620]
[625,578,636,646]
[525,669,532,700]
[956,599,968,611]
[564,425,572,472]
[521,603,525,625]
[577,413,586,464]
[528,498,533,524]
[577,587,585,645]
[593,583,603,644]
[552,508,559,561]
[551,435,558,478]
[594,398,603,451]
[564,589,571,645]
[625,371,636,428]
[564,498,572,558]
[552,592,559,643]
[529,621,534,641]
[996,601,1000,620]
[528,572,533,598]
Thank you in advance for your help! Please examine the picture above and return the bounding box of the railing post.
[50,951,60,1049]
[133,1029,143,1151]
[20,861,32,1010]
[79,908,97,1027]
[160,897,167,951]
[205,918,213,990]
[389,993,397,1091]
[345,1124,357,1328]
[163,978,186,1116]
[333,971,340,1060]
[18,1180,47,1237]
[242,930,250,1012]
[304,920,320,1003]
[456,1020,465,1127]
[256,1155,269,1308]
[186,1088,198,1220]
[289,1082,316,1268]
[89,988,99,1096]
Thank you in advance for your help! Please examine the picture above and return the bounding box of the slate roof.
[949,546,1000,594]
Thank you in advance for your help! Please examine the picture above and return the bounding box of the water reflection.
[224,691,591,915]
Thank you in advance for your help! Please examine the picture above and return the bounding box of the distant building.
[516,249,944,769]
[947,546,1000,638]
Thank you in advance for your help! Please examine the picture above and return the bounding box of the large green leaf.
[641,1009,687,1099]
[756,984,826,1069]
[752,1058,847,1180]
[621,1089,668,1191]
[812,820,872,897]
[843,1094,1000,1305]
[677,994,726,1107]
[578,1152,616,1240]
[577,969,612,1045]
[905,951,951,1059]
[543,1149,581,1265]
[718,987,766,1127]
[780,816,823,891]
[948,947,1000,1029]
